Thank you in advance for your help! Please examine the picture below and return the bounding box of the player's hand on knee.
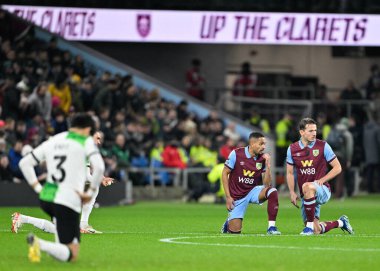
[315,179,324,186]
[226,196,235,211]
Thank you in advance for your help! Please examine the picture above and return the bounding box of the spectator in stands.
[130,149,150,185]
[365,64,380,99]
[142,109,160,139]
[249,109,271,134]
[363,115,380,193]
[327,118,353,198]
[72,55,86,78]
[0,137,7,155]
[93,78,117,115]
[346,115,363,197]
[27,82,52,122]
[50,109,68,135]
[207,155,226,203]
[95,70,111,91]
[23,59,38,90]
[316,112,331,140]
[46,37,61,64]
[202,110,225,138]
[61,50,72,67]
[14,120,27,142]
[340,80,364,117]
[124,85,144,118]
[0,153,13,182]
[219,137,235,160]
[48,73,72,114]
[162,109,179,141]
[98,107,113,146]
[8,139,23,180]
[185,58,206,101]
[233,62,258,98]
[223,122,241,143]
[275,113,294,167]
[177,100,189,121]
[1,76,21,120]
[111,133,130,168]
[340,80,362,100]
[162,140,186,169]
[2,122,11,147]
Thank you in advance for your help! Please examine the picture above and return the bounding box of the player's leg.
[27,202,80,262]
[12,212,56,234]
[221,196,249,234]
[313,185,354,234]
[257,186,280,234]
[80,186,102,233]
[300,182,317,235]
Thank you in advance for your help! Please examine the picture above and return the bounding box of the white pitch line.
[159,235,380,252]
[2,228,380,239]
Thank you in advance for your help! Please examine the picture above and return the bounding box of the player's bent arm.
[87,153,105,190]
[19,154,42,193]
[286,164,295,193]
[221,166,231,198]
[286,163,299,207]
[318,157,342,184]
[222,166,235,211]
[262,167,271,187]
[86,166,93,183]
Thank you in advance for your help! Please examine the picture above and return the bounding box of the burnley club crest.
[313,149,319,157]
[256,162,262,170]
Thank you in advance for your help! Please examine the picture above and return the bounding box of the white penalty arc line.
[159,235,380,252]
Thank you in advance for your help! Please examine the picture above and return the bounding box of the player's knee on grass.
[67,243,79,262]
[228,219,242,234]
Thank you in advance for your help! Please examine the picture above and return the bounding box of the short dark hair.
[249,132,264,140]
[299,118,317,130]
[70,113,95,130]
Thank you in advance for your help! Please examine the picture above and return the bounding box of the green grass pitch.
[0,195,379,271]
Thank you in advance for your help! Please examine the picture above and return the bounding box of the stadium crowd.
[0,11,379,201]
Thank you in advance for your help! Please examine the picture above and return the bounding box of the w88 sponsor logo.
[300,168,316,175]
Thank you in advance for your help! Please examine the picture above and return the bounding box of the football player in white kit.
[19,113,105,262]
[12,131,113,235]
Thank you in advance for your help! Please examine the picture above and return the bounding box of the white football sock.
[22,215,56,234]
[268,221,276,228]
[306,222,314,229]
[338,220,344,228]
[38,239,71,262]
[80,187,99,228]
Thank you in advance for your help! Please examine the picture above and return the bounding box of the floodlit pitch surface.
[0,195,379,271]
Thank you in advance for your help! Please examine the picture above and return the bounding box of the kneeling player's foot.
[300,227,314,236]
[80,225,103,234]
[27,233,41,263]
[339,215,354,235]
[267,226,281,235]
[220,220,228,233]
[11,212,23,233]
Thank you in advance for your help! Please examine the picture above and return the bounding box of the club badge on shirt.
[256,163,262,170]
[313,150,319,157]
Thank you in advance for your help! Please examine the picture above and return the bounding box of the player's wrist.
[33,182,43,194]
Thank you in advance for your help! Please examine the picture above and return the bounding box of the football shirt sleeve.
[324,142,336,163]
[19,142,47,193]
[85,138,105,189]
[224,150,236,169]
[286,146,294,165]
